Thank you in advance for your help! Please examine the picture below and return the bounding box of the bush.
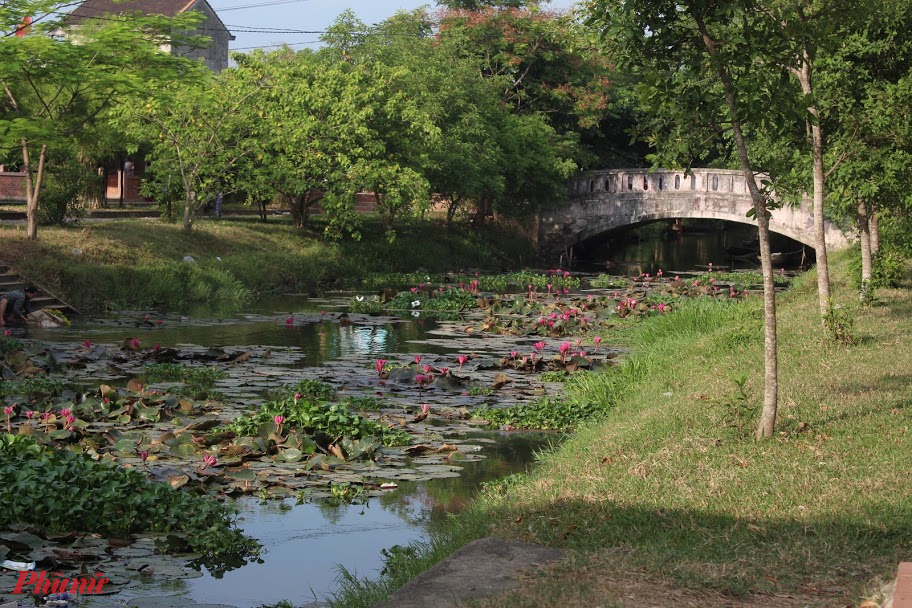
[37,147,96,225]
[848,244,907,291]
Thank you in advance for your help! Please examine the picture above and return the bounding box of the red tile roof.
[69,0,203,22]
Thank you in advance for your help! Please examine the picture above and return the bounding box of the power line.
[217,0,313,12]
[231,38,320,50]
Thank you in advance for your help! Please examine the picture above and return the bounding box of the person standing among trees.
[0,285,38,326]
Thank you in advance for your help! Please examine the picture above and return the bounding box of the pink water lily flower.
[82,340,91,348]
[534,341,546,352]
[457,354,469,370]
[375,359,387,377]
[201,454,218,468]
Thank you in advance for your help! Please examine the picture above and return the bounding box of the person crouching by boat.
[0,285,39,327]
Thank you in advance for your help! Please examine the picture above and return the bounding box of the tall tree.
[816,0,912,299]
[586,0,789,438]
[116,67,260,233]
[0,0,204,239]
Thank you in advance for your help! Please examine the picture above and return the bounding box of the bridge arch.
[537,168,851,255]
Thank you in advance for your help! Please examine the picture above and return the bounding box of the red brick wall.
[0,172,26,201]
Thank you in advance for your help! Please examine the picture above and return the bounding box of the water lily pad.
[277,448,304,463]
[169,444,197,458]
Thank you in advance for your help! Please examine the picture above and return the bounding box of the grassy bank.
[333,253,912,607]
[0,216,534,312]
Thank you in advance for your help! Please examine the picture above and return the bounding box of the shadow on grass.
[476,498,907,599]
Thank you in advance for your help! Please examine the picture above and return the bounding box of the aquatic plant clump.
[0,434,261,567]
[228,394,410,448]
[474,396,608,431]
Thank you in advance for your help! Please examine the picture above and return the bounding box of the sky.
[205,0,580,54]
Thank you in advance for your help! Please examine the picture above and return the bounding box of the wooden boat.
[725,245,759,262]
[770,248,806,266]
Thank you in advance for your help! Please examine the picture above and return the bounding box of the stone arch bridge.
[536,168,851,255]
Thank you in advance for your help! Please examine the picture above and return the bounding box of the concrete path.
[374,537,564,608]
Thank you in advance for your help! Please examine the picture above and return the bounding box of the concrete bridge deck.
[538,168,851,255]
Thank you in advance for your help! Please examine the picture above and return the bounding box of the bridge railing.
[572,168,752,197]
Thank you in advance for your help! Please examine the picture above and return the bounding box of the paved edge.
[373,537,564,608]
[890,562,912,608]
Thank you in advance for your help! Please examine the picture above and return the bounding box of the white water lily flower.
[411,300,421,308]
[355,295,364,302]
[411,311,420,318]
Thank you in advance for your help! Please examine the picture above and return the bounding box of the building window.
[643,176,649,190]
[675,175,681,190]
[712,175,719,191]
[627,175,633,191]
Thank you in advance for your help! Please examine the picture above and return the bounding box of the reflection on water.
[578,222,809,276]
[182,433,554,608]
[28,305,452,368]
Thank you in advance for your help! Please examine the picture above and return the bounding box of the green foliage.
[695,270,790,288]
[141,363,226,386]
[0,336,25,355]
[848,245,907,292]
[342,395,388,411]
[37,147,90,225]
[590,275,631,289]
[0,1,208,239]
[0,434,260,570]
[326,481,368,506]
[287,378,337,401]
[823,302,854,345]
[141,363,226,399]
[716,373,758,440]
[539,371,570,382]
[475,396,606,431]
[873,248,907,288]
[0,376,65,399]
[228,390,408,449]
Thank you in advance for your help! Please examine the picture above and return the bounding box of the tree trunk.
[446,195,461,226]
[796,55,831,322]
[870,208,880,253]
[22,140,47,241]
[691,6,778,439]
[858,198,872,301]
[183,191,195,233]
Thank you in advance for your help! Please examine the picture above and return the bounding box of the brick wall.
[0,172,26,202]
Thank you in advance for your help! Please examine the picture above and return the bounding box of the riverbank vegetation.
[332,252,912,607]
[0,217,535,312]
